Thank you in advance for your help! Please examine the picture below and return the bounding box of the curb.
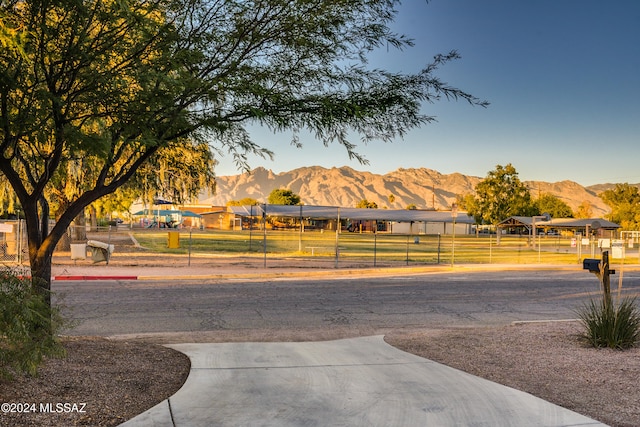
[53,275,139,281]
[50,263,604,281]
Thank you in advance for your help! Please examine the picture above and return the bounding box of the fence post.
[249,204,253,251]
[188,227,192,267]
[406,234,409,266]
[373,232,377,267]
[334,207,340,268]
[489,234,492,264]
[602,251,611,304]
[299,205,303,252]
[17,219,22,265]
[263,203,267,269]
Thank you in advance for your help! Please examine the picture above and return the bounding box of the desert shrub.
[0,270,66,378]
[577,296,640,350]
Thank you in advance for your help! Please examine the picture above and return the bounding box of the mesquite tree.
[466,163,535,226]
[0,0,487,307]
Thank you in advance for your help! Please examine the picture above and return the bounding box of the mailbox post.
[583,251,615,301]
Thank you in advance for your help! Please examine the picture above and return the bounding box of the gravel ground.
[0,338,190,427]
[1,321,638,427]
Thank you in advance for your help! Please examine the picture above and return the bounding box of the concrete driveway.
[120,336,604,427]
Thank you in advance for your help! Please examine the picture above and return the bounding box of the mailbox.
[583,258,601,273]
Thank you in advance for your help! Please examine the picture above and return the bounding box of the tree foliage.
[0,0,486,304]
[535,193,573,218]
[575,200,594,219]
[227,198,260,207]
[268,189,301,205]
[356,199,378,209]
[466,164,534,225]
[125,140,216,206]
[600,183,640,230]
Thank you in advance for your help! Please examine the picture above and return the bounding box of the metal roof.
[543,218,620,229]
[132,209,202,218]
[497,216,619,229]
[228,205,474,224]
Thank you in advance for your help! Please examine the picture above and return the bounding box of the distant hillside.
[202,166,611,216]
[586,183,640,194]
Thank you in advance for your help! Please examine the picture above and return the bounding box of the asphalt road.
[54,269,640,338]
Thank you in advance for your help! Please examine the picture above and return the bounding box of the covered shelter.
[497,216,620,241]
[199,208,231,230]
[132,209,202,228]
[227,204,475,235]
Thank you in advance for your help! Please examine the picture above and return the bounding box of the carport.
[228,204,475,235]
[497,216,620,241]
[132,209,202,228]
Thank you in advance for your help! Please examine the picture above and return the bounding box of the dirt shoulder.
[2,322,639,427]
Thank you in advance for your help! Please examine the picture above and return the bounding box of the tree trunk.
[53,203,86,249]
[25,198,55,310]
[73,209,87,242]
[89,205,98,232]
[56,231,71,251]
[55,201,71,251]
[30,252,53,308]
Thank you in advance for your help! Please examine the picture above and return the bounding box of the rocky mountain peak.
[203,166,610,215]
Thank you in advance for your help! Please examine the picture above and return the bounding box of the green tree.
[86,140,216,228]
[0,179,19,217]
[575,200,594,219]
[0,0,486,308]
[268,189,301,205]
[356,199,378,209]
[457,193,477,213]
[466,164,534,225]
[90,186,138,229]
[227,198,260,207]
[600,184,640,230]
[535,193,573,218]
[130,140,216,207]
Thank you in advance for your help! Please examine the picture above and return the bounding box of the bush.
[0,270,66,378]
[576,296,640,350]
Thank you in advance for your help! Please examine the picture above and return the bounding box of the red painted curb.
[53,276,138,281]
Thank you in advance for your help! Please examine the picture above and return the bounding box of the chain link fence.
[10,219,634,269]
[0,220,27,265]
[1,214,627,273]
[128,227,602,269]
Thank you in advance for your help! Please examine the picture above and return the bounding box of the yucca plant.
[577,296,640,350]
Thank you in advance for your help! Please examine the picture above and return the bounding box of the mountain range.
[202,166,613,216]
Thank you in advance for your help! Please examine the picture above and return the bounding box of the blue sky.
[214,1,640,186]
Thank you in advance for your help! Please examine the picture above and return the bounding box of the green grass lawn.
[131,229,605,265]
